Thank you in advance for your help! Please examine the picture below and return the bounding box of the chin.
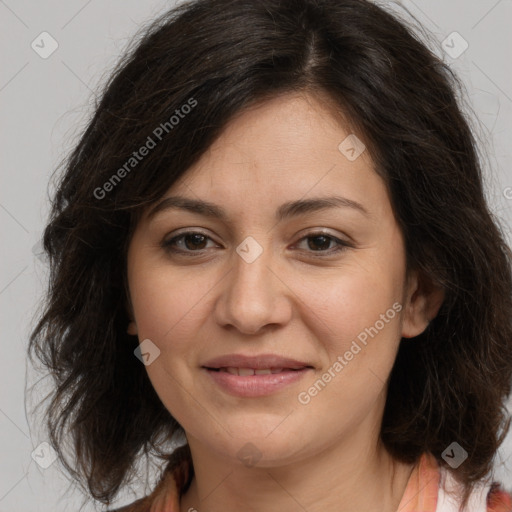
[206,426,309,468]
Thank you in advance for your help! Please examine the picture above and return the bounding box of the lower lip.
[203,368,312,397]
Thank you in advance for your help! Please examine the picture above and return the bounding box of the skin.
[126,91,445,512]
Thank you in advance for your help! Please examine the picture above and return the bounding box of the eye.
[293,232,351,256]
[161,231,219,254]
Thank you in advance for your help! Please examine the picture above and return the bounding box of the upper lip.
[202,353,313,370]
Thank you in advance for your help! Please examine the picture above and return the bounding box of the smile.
[203,366,312,397]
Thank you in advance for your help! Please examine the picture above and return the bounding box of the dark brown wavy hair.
[28,0,512,510]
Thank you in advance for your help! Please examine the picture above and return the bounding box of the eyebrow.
[147,194,370,222]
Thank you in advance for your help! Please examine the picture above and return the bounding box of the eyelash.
[161,230,351,257]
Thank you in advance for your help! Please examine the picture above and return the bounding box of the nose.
[213,239,293,336]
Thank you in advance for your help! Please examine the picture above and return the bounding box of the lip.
[202,353,312,370]
[201,353,314,398]
[203,367,312,397]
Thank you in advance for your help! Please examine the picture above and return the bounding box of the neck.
[179,430,414,512]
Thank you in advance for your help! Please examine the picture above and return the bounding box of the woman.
[29,0,512,511]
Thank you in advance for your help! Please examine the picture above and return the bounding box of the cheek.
[299,259,404,352]
[293,252,406,412]
[294,267,404,423]
[129,262,219,352]
[127,262,216,420]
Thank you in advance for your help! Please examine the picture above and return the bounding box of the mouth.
[201,353,314,397]
[202,363,313,397]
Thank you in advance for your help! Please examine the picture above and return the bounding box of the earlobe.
[127,321,138,336]
[401,270,445,339]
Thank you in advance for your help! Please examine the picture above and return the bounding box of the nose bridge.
[216,234,289,334]
[232,236,271,292]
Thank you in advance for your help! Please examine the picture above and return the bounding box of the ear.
[401,269,445,338]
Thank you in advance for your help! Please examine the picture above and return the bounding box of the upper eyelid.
[164,228,219,243]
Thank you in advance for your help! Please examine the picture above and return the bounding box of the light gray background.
[1,0,511,510]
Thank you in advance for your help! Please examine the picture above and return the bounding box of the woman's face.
[126,92,439,467]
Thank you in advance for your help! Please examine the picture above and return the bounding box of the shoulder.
[438,462,512,512]
[486,482,512,512]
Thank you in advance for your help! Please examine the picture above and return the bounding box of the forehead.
[143,92,392,225]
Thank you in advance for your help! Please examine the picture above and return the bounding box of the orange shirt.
[111,452,512,512]
[396,452,511,512]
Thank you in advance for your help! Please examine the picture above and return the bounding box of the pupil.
[186,234,206,250]
[309,235,330,251]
